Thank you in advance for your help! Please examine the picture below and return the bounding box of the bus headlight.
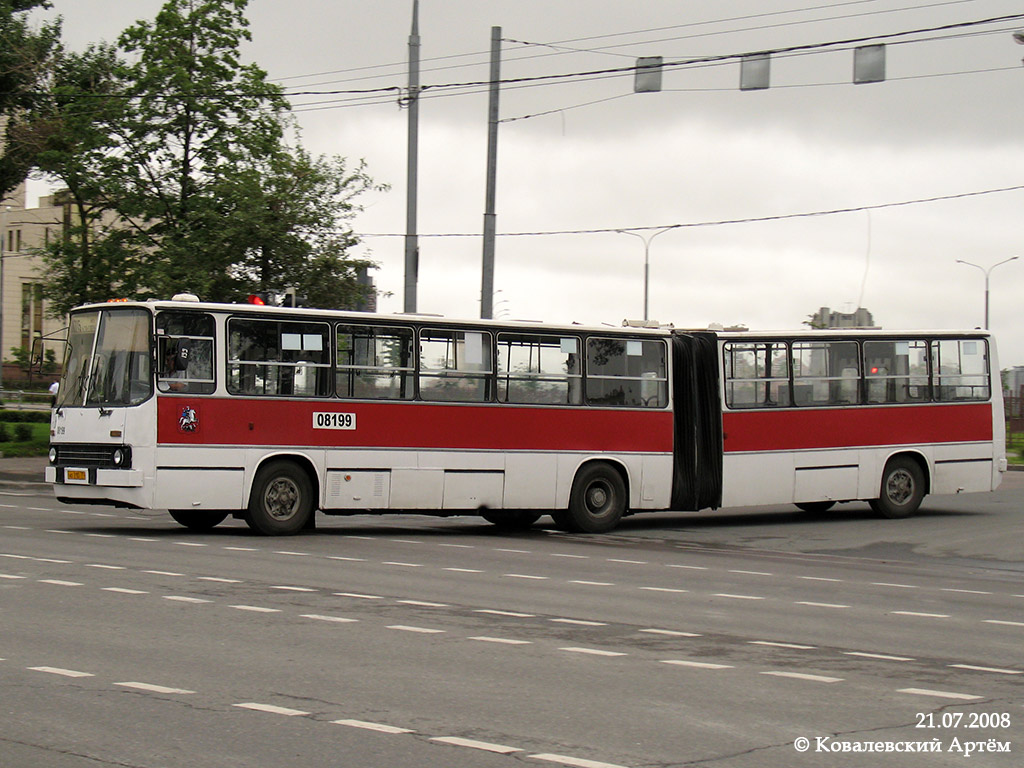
[49,447,58,464]
[112,448,125,466]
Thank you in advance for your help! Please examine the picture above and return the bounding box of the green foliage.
[0,409,50,423]
[33,0,382,314]
[0,423,9,442]
[0,0,62,196]
[13,422,31,441]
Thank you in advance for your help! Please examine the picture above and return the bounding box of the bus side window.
[156,312,216,394]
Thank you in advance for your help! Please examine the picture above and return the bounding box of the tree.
[35,0,382,311]
[0,0,62,196]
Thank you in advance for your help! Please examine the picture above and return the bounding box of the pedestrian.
[48,380,59,407]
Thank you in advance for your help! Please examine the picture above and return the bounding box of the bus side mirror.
[174,341,191,372]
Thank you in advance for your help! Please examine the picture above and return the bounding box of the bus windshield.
[58,308,152,408]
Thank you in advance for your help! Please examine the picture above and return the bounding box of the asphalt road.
[1,474,1022,767]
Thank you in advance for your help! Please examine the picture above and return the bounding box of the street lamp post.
[616,227,673,322]
[955,256,1019,329]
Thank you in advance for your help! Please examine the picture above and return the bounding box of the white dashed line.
[761,671,843,683]
[430,736,520,754]
[749,641,815,650]
[301,614,358,624]
[444,567,483,573]
[639,587,689,593]
[949,664,1022,675]
[798,576,841,582]
[666,564,706,570]
[164,596,212,604]
[39,579,82,586]
[660,659,732,670]
[335,592,383,600]
[468,636,532,645]
[796,601,850,609]
[891,611,949,619]
[530,753,632,768]
[29,666,94,678]
[115,681,195,694]
[551,618,607,626]
[199,577,242,583]
[327,556,366,562]
[387,625,445,634]
[940,588,992,595]
[223,546,258,551]
[506,573,548,580]
[984,619,1024,627]
[85,564,125,570]
[640,628,701,637]
[570,580,613,587]
[102,587,148,595]
[127,537,158,543]
[608,558,647,565]
[475,609,535,618]
[438,543,473,549]
[898,688,982,701]
[270,586,317,592]
[560,647,626,657]
[274,551,310,557]
[729,570,772,576]
[715,593,764,600]
[844,651,914,662]
[397,599,448,608]
[143,570,185,577]
[332,719,414,734]
[872,582,918,589]
[230,605,281,613]
[0,573,26,579]
[175,542,207,547]
[497,548,531,554]
[382,562,422,568]
[234,702,309,716]
[551,553,588,559]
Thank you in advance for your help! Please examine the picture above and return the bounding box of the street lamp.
[955,256,1019,329]
[616,227,674,322]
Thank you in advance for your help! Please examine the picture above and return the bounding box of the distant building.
[809,306,879,329]
[1005,366,1024,399]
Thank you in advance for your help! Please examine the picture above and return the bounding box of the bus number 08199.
[313,412,357,430]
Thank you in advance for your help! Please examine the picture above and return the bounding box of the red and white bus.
[46,297,1006,535]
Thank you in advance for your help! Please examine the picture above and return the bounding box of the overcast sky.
[33,0,1024,367]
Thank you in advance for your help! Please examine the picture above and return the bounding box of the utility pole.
[480,26,501,319]
[403,0,420,314]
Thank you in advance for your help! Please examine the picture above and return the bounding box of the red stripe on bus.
[157,397,675,453]
[722,402,992,453]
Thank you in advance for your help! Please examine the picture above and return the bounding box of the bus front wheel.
[563,463,626,533]
[869,457,925,519]
[245,461,314,535]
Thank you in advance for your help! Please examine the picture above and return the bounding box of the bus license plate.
[313,412,356,430]
[64,468,89,484]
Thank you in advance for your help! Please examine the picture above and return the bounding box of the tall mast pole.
[480,26,501,319]
[403,0,421,313]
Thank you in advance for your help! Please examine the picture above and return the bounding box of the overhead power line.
[354,184,1024,238]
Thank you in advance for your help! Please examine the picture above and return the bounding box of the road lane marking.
[335,592,384,600]
[609,558,647,565]
[430,736,519,754]
[570,580,613,586]
[36,558,72,564]
[270,586,317,592]
[128,537,158,542]
[641,628,701,637]
[0,573,26,579]
[505,573,549,580]
[230,605,281,613]
[551,618,607,626]
[949,664,1022,675]
[438,543,473,549]
[397,600,449,608]
[39,579,82,586]
[891,611,949,619]
[174,542,207,547]
[749,641,816,650]
[715,593,765,600]
[327,556,366,562]
[333,719,414,734]
[941,588,992,595]
[115,682,195,694]
[223,546,258,551]
[530,754,632,768]
[475,609,535,618]
[85,564,125,570]
[666,564,706,570]
[660,659,732,670]
[387,625,445,634]
[984,619,1024,627]
[844,651,914,661]
[199,577,241,583]
[761,671,843,683]
[796,601,850,609]
[872,582,918,589]
[234,703,309,716]
[444,567,483,573]
[144,570,185,577]
[469,636,531,645]
[639,587,689,594]
[551,553,588,559]
[273,551,310,557]
[301,614,358,623]
[560,647,626,657]
[164,596,212,604]
[898,688,982,701]
[29,666,94,678]
[798,576,841,582]
[102,587,148,595]
[729,570,772,576]
[382,561,423,567]
[497,548,531,554]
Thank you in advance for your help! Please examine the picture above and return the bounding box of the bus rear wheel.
[169,510,229,531]
[869,457,925,519]
[563,463,626,533]
[245,461,314,535]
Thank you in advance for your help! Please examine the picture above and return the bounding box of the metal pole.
[403,0,420,314]
[956,256,1018,329]
[480,26,501,319]
[616,227,673,322]
[0,206,5,391]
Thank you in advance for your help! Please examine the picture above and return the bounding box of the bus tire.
[869,456,925,519]
[245,460,314,535]
[169,510,229,531]
[565,463,626,533]
[480,509,542,529]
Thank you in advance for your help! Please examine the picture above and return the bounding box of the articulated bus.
[46,297,1006,535]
